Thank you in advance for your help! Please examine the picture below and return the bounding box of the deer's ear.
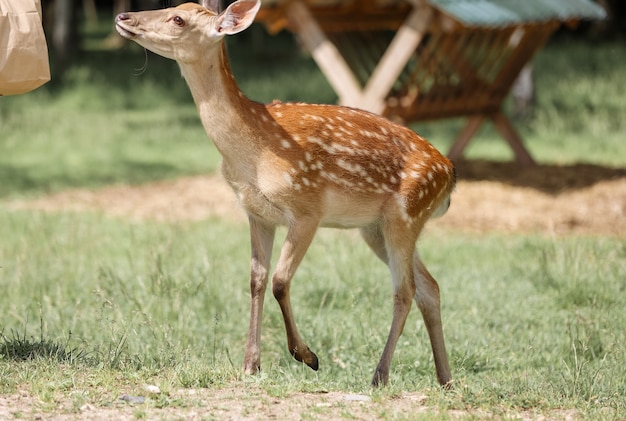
[201,0,221,13]
[213,0,261,35]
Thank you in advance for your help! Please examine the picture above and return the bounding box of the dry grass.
[6,161,625,236]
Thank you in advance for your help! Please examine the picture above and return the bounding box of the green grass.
[0,210,624,418]
[1,17,625,419]
[0,50,217,199]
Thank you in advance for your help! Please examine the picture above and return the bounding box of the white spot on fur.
[394,193,411,223]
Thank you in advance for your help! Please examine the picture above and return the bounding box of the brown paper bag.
[0,0,51,96]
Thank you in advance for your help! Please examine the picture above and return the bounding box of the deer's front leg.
[243,216,276,375]
[272,216,320,370]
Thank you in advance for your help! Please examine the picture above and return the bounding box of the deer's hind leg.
[413,254,452,387]
[369,217,419,387]
[360,223,388,265]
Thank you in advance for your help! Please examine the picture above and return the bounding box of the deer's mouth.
[115,14,141,39]
[115,23,138,39]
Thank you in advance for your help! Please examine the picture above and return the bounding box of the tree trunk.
[52,0,78,78]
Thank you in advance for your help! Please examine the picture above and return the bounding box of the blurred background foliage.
[1,0,624,198]
[42,0,626,82]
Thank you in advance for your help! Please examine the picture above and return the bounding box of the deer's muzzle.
[115,14,138,39]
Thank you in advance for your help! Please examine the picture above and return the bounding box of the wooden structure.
[256,0,605,165]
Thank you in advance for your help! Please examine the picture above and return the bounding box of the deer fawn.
[116,0,455,387]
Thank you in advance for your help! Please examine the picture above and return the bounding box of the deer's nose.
[116,13,131,22]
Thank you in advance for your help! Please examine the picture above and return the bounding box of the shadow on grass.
[0,330,85,363]
[0,161,192,199]
[454,159,626,194]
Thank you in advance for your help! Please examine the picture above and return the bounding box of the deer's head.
[115,0,261,63]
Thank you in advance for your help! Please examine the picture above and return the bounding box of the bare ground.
[6,160,626,236]
[2,160,625,420]
[0,384,581,421]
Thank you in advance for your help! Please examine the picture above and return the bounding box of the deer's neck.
[179,43,263,163]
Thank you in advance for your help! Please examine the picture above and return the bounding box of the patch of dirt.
[0,385,582,420]
[5,160,626,236]
[7,174,245,223]
[445,160,626,236]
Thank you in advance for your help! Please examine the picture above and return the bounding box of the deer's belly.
[230,179,387,228]
[235,184,291,225]
[319,189,385,228]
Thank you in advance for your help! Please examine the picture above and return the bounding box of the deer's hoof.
[371,369,388,388]
[306,352,319,371]
[292,346,319,371]
[441,379,454,390]
[243,361,261,375]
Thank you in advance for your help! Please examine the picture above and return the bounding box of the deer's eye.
[172,16,185,27]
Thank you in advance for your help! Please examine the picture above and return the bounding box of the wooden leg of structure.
[490,111,536,166]
[285,1,363,106]
[360,6,432,114]
[448,112,535,166]
[286,0,431,116]
[448,115,486,161]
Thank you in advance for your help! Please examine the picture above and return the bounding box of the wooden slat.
[477,27,515,83]
[262,0,408,7]
[422,31,463,110]
[405,32,441,95]
[491,110,535,166]
[491,24,557,94]
[437,31,475,89]
[285,1,363,105]
[260,3,412,33]
[447,115,486,161]
[358,5,433,113]
[387,101,499,122]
